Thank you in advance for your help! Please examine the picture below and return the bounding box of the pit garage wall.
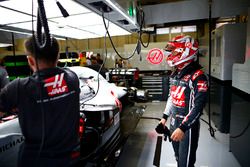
[230,8,250,167]
[232,8,250,94]
[123,42,171,71]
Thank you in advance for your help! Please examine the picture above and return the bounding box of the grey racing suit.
[163,62,208,167]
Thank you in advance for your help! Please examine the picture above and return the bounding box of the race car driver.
[0,35,80,167]
[155,35,208,167]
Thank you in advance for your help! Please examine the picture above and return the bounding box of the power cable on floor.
[200,118,216,133]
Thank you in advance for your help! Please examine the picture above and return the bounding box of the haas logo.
[197,81,208,92]
[44,73,68,96]
[171,86,186,107]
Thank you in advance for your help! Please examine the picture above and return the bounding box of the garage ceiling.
[0,0,134,39]
[0,0,184,40]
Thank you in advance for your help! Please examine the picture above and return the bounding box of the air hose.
[33,0,51,163]
[35,0,51,50]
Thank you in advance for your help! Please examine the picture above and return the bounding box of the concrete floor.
[116,101,241,167]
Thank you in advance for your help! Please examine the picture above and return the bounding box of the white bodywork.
[69,66,127,111]
[0,118,23,167]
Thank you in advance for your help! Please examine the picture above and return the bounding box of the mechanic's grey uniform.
[0,67,80,167]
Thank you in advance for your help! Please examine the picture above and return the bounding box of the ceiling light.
[0,0,131,39]
[0,43,12,47]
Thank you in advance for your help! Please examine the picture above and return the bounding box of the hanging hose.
[11,32,17,78]
[32,0,52,164]
[137,7,150,48]
[208,0,215,137]
[80,20,110,107]
[102,11,139,60]
[35,0,51,50]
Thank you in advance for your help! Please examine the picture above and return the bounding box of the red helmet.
[164,35,198,68]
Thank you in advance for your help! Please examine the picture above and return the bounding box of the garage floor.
[116,102,241,167]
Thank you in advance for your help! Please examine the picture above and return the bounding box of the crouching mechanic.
[0,35,80,167]
[155,35,208,167]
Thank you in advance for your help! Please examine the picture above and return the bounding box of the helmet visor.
[164,44,176,58]
[164,44,183,57]
[164,43,176,52]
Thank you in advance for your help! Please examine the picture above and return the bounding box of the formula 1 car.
[70,66,127,165]
[0,66,128,167]
[0,115,23,167]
